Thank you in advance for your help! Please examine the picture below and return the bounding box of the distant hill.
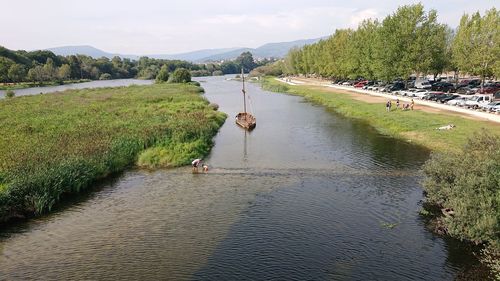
[199,38,322,62]
[47,45,139,60]
[149,47,243,61]
[45,37,324,62]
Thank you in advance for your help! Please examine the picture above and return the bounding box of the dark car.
[436,94,460,103]
[478,86,499,94]
[431,82,455,92]
[456,85,478,95]
[384,82,405,92]
[423,91,445,100]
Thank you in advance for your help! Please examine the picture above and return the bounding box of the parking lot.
[277,77,500,124]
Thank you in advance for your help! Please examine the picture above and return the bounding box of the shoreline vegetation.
[0,83,226,223]
[0,79,92,90]
[265,77,499,279]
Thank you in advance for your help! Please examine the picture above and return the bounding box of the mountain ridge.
[46,37,324,62]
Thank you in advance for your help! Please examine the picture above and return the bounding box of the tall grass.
[262,77,500,152]
[0,83,226,221]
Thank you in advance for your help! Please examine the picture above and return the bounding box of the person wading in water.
[192,158,202,173]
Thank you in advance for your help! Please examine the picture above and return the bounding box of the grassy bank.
[0,83,226,222]
[262,77,500,152]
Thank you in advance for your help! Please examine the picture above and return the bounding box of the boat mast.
[242,68,246,114]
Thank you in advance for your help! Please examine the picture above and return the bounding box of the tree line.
[0,47,266,84]
[282,4,499,83]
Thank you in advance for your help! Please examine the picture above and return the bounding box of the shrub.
[188,81,201,87]
[5,90,15,98]
[169,68,191,83]
[155,65,169,83]
[99,73,112,80]
[422,130,499,249]
[213,70,224,76]
[209,103,219,111]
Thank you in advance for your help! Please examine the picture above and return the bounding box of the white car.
[447,96,468,106]
[491,104,500,113]
[415,80,432,89]
[464,95,492,109]
[481,101,500,112]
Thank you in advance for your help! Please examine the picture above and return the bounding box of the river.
[0,79,153,98]
[0,76,475,280]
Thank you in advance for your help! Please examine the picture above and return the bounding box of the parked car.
[436,94,460,103]
[414,80,432,89]
[354,80,368,88]
[362,81,375,89]
[457,79,481,88]
[383,82,405,92]
[478,86,499,94]
[341,81,352,86]
[412,89,429,99]
[490,104,500,113]
[431,82,455,92]
[456,86,478,95]
[480,101,500,112]
[422,91,445,100]
[447,96,468,106]
[464,95,492,109]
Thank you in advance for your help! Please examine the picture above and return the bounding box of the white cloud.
[349,9,380,27]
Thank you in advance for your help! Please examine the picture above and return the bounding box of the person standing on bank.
[410,99,415,110]
[386,100,391,112]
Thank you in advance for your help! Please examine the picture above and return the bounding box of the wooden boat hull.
[235,112,256,130]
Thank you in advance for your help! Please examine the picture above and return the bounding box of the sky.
[0,0,496,55]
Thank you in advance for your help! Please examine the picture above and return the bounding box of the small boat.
[235,69,256,130]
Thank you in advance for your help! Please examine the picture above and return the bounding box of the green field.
[0,83,226,221]
[263,78,500,152]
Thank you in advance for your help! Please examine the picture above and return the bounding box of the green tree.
[236,51,257,73]
[27,65,45,83]
[57,64,71,81]
[452,8,500,84]
[155,65,169,83]
[7,64,26,82]
[169,68,191,83]
[0,57,14,82]
[42,58,57,81]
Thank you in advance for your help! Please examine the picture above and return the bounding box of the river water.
[0,79,153,98]
[0,76,474,280]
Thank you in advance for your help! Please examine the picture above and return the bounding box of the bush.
[155,65,169,83]
[168,68,191,83]
[209,103,219,111]
[188,81,201,87]
[99,73,112,80]
[422,130,499,248]
[5,90,15,98]
[213,70,224,76]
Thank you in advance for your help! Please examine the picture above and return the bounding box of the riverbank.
[0,83,226,223]
[0,79,92,90]
[263,77,500,152]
